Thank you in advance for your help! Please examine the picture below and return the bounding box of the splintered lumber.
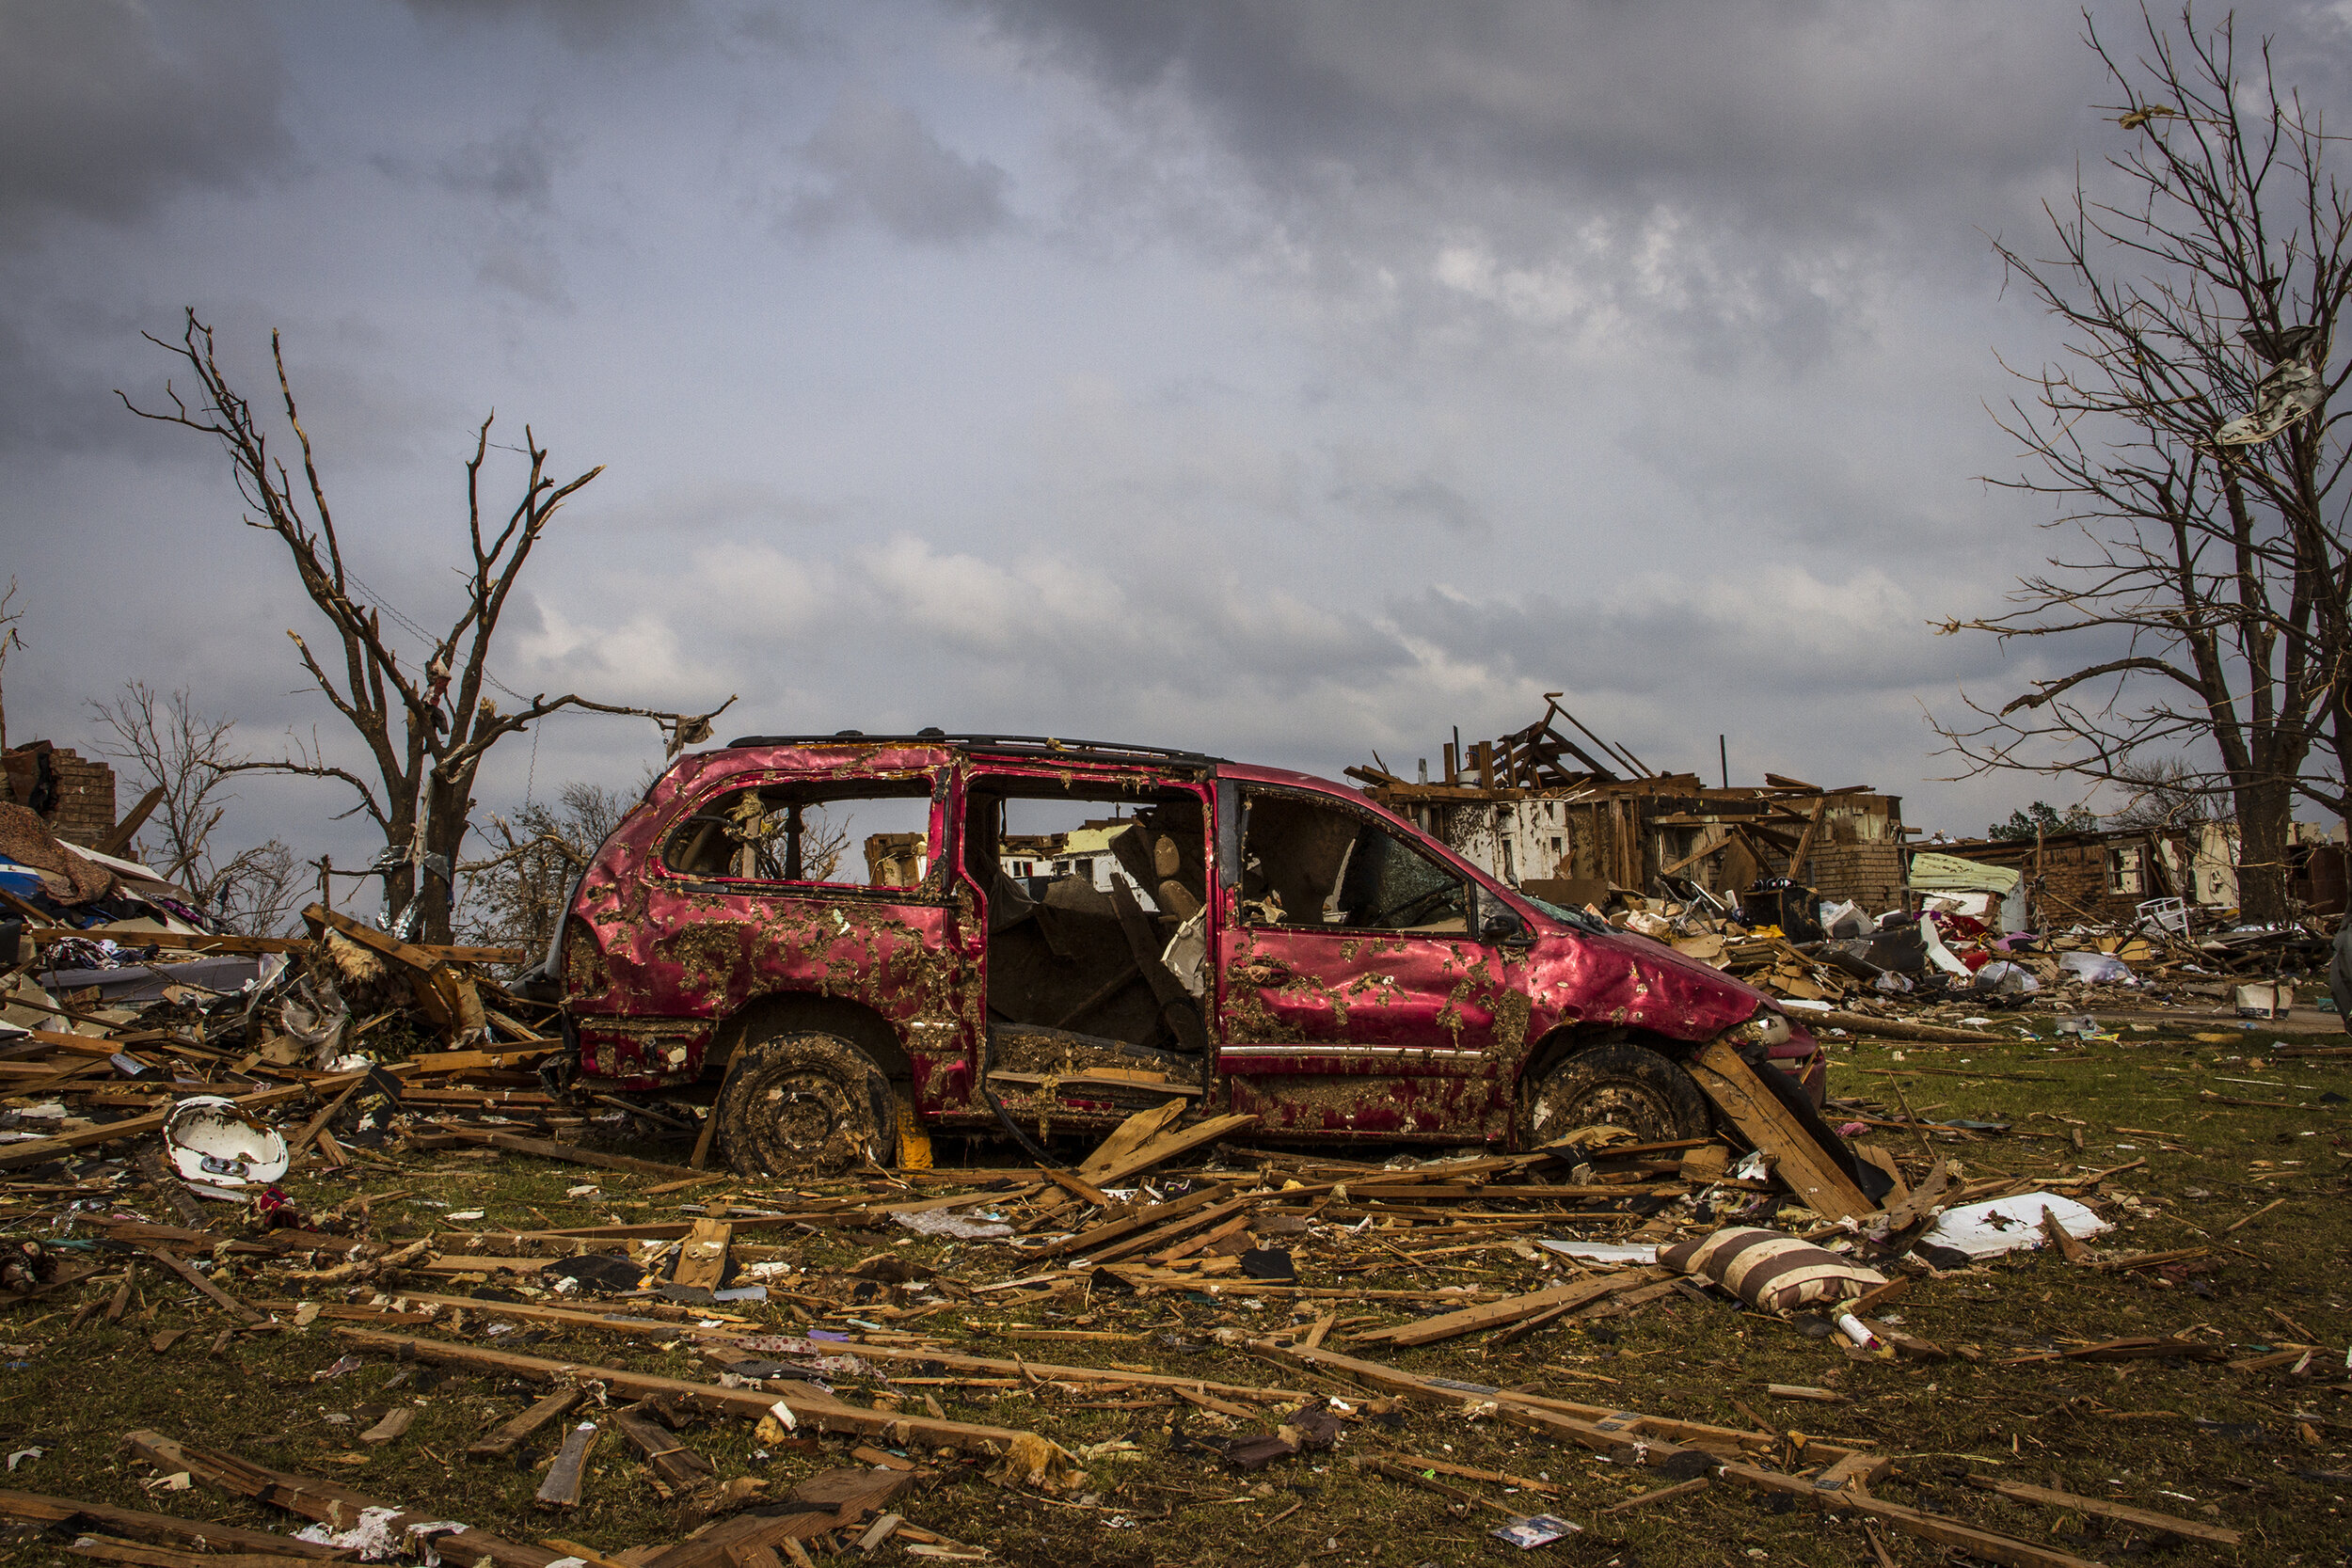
[1089,1192,1260,1265]
[0,1071,369,1169]
[283,1077,365,1160]
[673,1218,733,1291]
[121,1430,566,1568]
[1966,1474,2239,1546]
[835,1338,1315,1402]
[1685,1038,1872,1222]
[535,1421,599,1507]
[2039,1206,2091,1264]
[1081,1113,1257,1188]
[0,1488,342,1560]
[63,1534,321,1565]
[1602,1477,1711,1513]
[329,1328,1075,1480]
[611,1402,719,1502]
[1261,1339,1782,1459]
[142,1247,263,1324]
[641,1470,912,1568]
[1716,1462,2104,1568]
[1352,1270,1661,1348]
[469,1385,588,1459]
[1039,1182,1234,1259]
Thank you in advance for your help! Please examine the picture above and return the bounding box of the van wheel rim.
[1531,1080,1680,1144]
[760,1073,862,1163]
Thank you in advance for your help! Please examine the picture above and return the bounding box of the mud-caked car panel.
[560,737,1821,1161]
[563,743,985,1118]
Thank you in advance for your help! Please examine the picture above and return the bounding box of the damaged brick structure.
[1348,705,1909,918]
[0,741,117,850]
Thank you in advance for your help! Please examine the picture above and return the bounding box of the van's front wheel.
[1520,1040,1710,1148]
[716,1029,898,1176]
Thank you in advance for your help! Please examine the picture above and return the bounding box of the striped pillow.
[1659,1227,1885,1314]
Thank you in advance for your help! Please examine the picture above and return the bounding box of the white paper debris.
[1537,1241,1659,1265]
[1917,1194,2110,1260]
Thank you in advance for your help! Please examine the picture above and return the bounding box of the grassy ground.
[0,1018,2344,1567]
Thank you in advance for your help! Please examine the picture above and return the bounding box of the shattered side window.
[661,777,938,891]
[1240,789,1470,933]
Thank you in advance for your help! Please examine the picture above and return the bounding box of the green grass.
[0,1024,2344,1567]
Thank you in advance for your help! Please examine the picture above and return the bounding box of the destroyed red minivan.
[551,734,1836,1175]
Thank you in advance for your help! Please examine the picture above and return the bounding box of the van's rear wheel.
[716,1029,897,1176]
[1520,1040,1710,1148]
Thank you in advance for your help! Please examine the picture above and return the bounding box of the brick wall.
[1,743,117,848]
[1804,843,1904,911]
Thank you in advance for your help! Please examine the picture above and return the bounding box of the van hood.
[1522,923,1782,1042]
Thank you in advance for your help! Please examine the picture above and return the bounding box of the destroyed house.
[1909,827,2183,928]
[1921,819,2348,926]
[1350,707,1906,914]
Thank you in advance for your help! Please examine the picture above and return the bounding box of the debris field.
[0,895,2342,1568]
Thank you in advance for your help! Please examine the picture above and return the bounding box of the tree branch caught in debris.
[117,311,735,942]
[1930,5,2352,920]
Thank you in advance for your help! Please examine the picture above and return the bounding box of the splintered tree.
[121,311,732,943]
[1933,8,2352,921]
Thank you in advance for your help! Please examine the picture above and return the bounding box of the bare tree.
[2106,754,2226,832]
[119,312,734,942]
[88,682,305,935]
[0,578,24,752]
[1931,7,2352,921]
[457,780,634,958]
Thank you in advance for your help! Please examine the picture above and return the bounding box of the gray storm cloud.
[3,0,2341,895]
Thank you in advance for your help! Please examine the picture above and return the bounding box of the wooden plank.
[611,1403,718,1502]
[1265,1340,1776,1456]
[1038,1182,1232,1259]
[1716,1463,2105,1568]
[1083,1114,1257,1189]
[1072,1101,1187,1182]
[63,1536,320,1566]
[1685,1038,1872,1223]
[1088,1193,1260,1266]
[535,1421,599,1507]
[469,1385,587,1459]
[1968,1475,2238,1545]
[329,1328,1073,1473]
[672,1218,733,1291]
[985,1069,1202,1099]
[1037,1166,1110,1209]
[121,1430,564,1567]
[143,1247,262,1324]
[0,1487,342,1559]
[1354,1271,1659,1348]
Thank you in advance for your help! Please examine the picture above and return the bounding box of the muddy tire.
[716,1029,897,1176]
[1520,1040,1711,1148]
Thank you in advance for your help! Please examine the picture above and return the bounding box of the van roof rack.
[723,732,1229,768]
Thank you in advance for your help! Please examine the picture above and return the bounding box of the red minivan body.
[556,735,1822,1153]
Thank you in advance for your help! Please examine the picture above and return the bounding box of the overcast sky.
[5,0,2348,894]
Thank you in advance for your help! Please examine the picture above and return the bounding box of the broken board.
[1685,1037,1872,1223]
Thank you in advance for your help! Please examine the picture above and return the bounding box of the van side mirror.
[1481,907,1529,945]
